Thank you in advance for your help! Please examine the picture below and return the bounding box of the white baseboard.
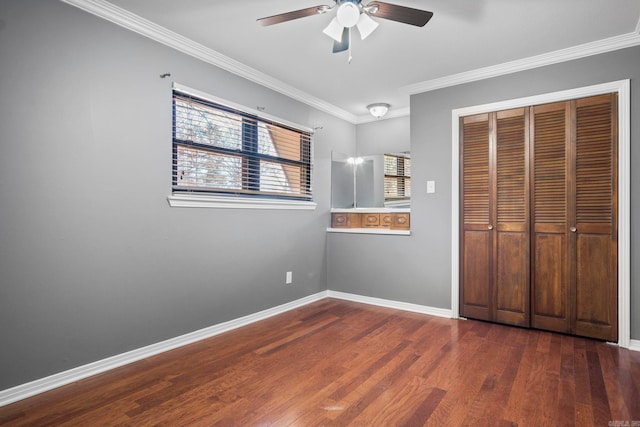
[327,290,453,318]
[1,289,632,408]
[0,291,327,407]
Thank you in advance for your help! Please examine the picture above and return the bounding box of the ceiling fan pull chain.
[348,27,353,63]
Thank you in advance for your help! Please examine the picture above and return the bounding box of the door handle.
[570,226,577,233]
[488,225,494,230]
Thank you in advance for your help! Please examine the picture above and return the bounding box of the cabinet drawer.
[391,213,410,229]
[362,213,380,227]
[331,213,361,228]
[380,213,393,228]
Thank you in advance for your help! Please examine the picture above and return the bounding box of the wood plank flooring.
[1,298,639,426]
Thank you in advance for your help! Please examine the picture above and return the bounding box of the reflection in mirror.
[331,151,354,208]
[355,156,378,208]
[384,152,411,208]
[332,151,410,209]
[331,152,380,208]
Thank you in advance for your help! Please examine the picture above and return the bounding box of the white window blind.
[172,90,312,201]
[384,154,411,200]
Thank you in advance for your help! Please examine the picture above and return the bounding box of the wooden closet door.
[494,108,530,326]
[460,113,492,321]
[460,109,529,325]
[573,94,618,341]
[531,94,618,341]
[531,101,572,334]
[461,94,618,340]
[460,114,493,320]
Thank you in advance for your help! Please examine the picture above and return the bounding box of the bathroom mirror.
[331,151,410,209]
[331,151,355,208]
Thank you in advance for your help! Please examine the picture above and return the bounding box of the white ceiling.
[73,0,640,122]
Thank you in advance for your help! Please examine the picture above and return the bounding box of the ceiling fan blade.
[257,5,332,26]
[366,2,433,27]
[332,27,349,53]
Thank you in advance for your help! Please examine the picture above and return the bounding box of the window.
[384,154,411,200]
[172,89,312,202]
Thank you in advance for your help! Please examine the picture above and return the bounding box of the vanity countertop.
[330,207,410,213]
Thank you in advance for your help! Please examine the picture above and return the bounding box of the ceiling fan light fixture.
[367,103,390,119]
[356,12,378,40]
[336,2,360,28]
[323,17,344,42]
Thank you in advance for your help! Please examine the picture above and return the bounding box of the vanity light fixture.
[367,103,390,119]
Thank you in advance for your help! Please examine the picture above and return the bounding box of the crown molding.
[402,30,640,95]
[60,0,358,124]
[61,1,640,124]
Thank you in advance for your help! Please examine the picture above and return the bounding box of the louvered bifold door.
[494,108,530,326]
[573,94,618,341]
[460,113,492,321]
[531,101,572,334]
[461,94,617,339]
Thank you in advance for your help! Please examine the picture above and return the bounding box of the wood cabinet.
[460,93,618,341]
[330,212,410,230]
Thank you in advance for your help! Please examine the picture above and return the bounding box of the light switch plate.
[427,180,436,193]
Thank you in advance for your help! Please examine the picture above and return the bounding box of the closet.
[459,93,618,342]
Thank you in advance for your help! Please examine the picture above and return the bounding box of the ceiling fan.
[257,0,433,61]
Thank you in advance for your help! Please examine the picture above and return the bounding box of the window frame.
[168,83,316,210]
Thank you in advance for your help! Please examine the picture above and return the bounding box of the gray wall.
[0,0,355,390]
[2,0,638,394]
[328,113,448,306]
[328,46,640,341]
[356,117,410,207]
[356,115,411,156]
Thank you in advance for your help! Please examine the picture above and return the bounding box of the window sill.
[326,227,411,236]
[167,194,317,210]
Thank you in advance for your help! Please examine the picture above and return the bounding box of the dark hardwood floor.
[1,298,639,426]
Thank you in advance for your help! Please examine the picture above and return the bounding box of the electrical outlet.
[286,271,292,284]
